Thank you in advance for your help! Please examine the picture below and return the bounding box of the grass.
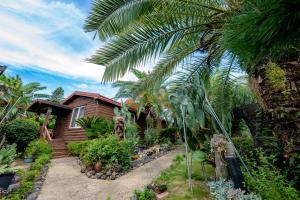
[154,154,213,200]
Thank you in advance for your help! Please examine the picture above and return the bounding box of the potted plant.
[0,144,17,189]
[24,141,37,163]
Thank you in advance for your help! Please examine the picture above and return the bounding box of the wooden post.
[40,107,52,140]
[211,134,228,180]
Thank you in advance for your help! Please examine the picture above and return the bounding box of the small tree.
[48,87,64,103]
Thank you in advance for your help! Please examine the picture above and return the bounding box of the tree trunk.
[250,61,300,151]
[249,61,300,170]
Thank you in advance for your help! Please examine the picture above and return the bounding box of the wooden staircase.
[50,138,69,158]
[64,132,87,143]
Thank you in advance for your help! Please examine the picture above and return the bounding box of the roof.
[27,99,72,115]
[62,91,121,107]
[61,91,136,112]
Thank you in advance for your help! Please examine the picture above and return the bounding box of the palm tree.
[0,75,48,122]
[84,0,300,185]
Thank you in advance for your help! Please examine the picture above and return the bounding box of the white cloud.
[77,83,89,89]
[0,0,105,81]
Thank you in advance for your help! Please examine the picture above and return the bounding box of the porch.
[27,100,72,158]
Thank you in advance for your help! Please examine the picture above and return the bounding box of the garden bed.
[78,144,173,180]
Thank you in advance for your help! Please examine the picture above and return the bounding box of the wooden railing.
[39,126,53,141]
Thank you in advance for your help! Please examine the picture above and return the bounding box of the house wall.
[57,96,147,143]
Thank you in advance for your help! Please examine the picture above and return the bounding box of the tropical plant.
[1,118,39,152]
[48,87,64,103]
[82,135,134,170]
[0,74,48,122]
[25,139,52,158]
[0,144,17,166]
[76,116,113,139]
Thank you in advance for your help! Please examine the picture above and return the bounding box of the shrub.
[77,117,113,139]
[134,188,155,200]
[232,136,255,161]
[144,128,158,147]
[208,179,261,200]
[125,123,139,140]
[159,127,178,143]
[83,136,133,170]
[244,165,300,200]
[67,141,90,157]
[8,139,52,199]
[2,118,39,152]
[0,143,18,165]
[25,139,52,157]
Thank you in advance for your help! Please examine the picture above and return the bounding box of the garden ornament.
[114,116,125,139]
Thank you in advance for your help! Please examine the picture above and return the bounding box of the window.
[70,106,85,128]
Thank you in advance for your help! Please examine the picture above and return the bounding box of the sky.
[0,0,131,98]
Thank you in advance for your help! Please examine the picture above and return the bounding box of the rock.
[106,171,111,176]
[26,192,38,200]
[90,175,96,179]
[35,181,43,187]
[94,162,102,172]
[95,172,102,179]
[100,175,107,179]
[81,166,86,173]
[12,175,22,183]
[155,191,169,200]
[90,170,96,175]
[7,183,20,193]
[86,172,93,178]
[131,194,138,200]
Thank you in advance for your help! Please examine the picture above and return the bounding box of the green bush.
[8,140,52,199]
[144,128,158,147]
[0,143,18,165]
[83,136,134,170]
[159,127,178,143]
[134,188,155,200]
[77,117,113,139]
[67,141,90,157]
[125,123,139,140]
[232,136,255,160]
[25,139,52,157]
[243,151,300,200]
[2,118,39,152]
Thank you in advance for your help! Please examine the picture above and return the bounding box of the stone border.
[26,165,49,200]
[78,145,173,180]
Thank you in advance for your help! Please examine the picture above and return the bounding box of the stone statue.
[114,116,125,139]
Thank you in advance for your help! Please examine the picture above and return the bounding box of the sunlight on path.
[38,149,183,200]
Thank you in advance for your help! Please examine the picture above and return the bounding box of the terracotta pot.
[94,162,102,172]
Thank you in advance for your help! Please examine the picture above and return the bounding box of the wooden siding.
[55,96,147,143]
[62,96,97,142]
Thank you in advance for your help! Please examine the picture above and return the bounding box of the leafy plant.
[2,118,39,152]
[159,127,178,143]
[67,141,90,157]
[7,139,52,199]
[208,179,261,200]
[143,128,158,147]
[244,165,300,200]
[134,188,155,200]
[82,135,134,170]
[0,143,18,165]
[77,116,113,139]
[25,139,52,158]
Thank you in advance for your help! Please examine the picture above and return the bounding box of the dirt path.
[38,149,182,200]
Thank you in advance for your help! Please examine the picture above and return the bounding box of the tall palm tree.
[84,0,300,184]
[0,75,48,122]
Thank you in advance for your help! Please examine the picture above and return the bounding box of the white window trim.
[69,106,85,128]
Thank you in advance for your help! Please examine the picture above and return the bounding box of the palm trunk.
[249,61,300,182]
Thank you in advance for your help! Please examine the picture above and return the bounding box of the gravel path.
[38,149,182,200]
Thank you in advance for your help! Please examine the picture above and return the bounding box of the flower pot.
[0,173,15,190]
[24,157,34,163]
[94,162,102,172]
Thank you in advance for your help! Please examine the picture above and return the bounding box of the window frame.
[69,105,86,128]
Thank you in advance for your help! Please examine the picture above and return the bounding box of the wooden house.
[27,91,147,158]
